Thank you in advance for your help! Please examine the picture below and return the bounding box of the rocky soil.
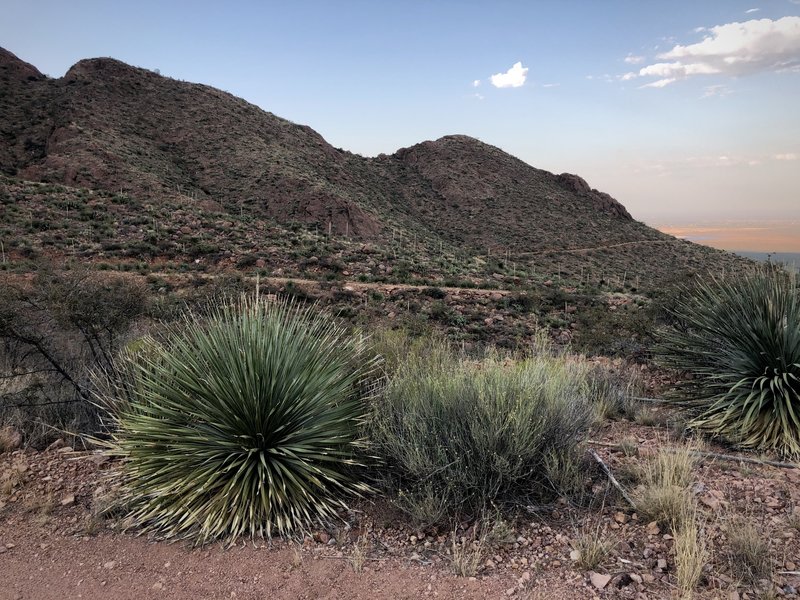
[2,419,799,600]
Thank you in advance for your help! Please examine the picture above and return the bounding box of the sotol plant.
[97,294,375,542]
[655,266,800,457]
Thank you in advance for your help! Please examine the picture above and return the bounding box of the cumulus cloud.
[489,61,528,88]
[631,16,800,87]
[624,54,645,64]
[472,79,481,87]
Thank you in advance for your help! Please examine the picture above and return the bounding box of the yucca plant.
[655,266,800,457]
[96,294,375,542]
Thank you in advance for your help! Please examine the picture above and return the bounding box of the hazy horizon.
[656,219,800,253]
[1,0,798,250]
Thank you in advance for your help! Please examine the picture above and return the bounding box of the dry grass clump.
[634,444,697,530]
[349,536,368,573]
[723,517,772,583]
[572,521,616,570]
[450,528,486,577]
[674,508,709,599]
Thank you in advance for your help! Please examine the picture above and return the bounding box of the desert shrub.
[366,338,595,524]
[0,266,148,446]
[654,267,800,457]
[97,295,374,542]
[421,286,447,299]
[369,328,450,377]
[583,361,645,420]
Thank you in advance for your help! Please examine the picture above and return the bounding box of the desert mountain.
[0,47,746,290]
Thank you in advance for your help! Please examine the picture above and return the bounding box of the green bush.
[655,267,800,457]
[98,295,375,542]
[366,337,595,524]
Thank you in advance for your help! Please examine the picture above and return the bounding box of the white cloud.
[775,152,798,160]
[620,71,638,81]
[489,61,528,88]
[630,16,800,87]
[472,79,481,88]
[745,8,760,13]
[641,77,677,88]
[624,54,645,64]
[701,84,733,98]
[542,82,560,88]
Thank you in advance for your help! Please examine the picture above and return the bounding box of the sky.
[1,0,799,250]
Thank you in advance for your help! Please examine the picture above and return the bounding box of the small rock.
[153,582,164,590]
[590,572,612,590]
[656,559,668,571]
[505,588,516,597]
[700,490,726,511]
[61,494,76,507]
[103,561,117,570]
[0,546,6,554]
[314,531,330,544]
[91,453,110,466]
[46,438,65,452]
[645,521,661,536]
[629,573,642,584]
[569,549,581,562]
[614,512,630,524]
[0,426,23,451]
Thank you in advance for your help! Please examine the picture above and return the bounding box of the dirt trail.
[0,525,516,600]
[521,239,675,258]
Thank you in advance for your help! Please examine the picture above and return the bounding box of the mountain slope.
[0,47,748,291]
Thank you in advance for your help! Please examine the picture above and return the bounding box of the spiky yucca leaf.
[655,267,800,457]
[98,295,374,542]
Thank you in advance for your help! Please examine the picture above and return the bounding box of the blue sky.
[2,0,799,239]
